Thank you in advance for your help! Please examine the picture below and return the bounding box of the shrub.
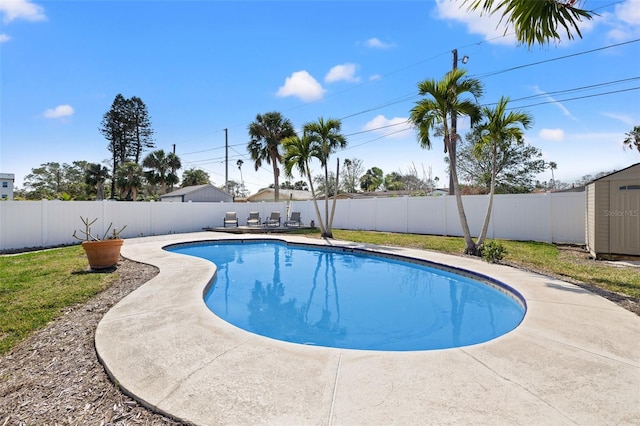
[479,240,507,263]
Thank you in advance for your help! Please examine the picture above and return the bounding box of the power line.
[504,86,640,110]
[474,38,640,79]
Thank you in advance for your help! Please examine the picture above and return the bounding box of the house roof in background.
[161,184,232,198]
[246,188,315,201]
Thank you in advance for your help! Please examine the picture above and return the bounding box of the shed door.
[609,180,640,256]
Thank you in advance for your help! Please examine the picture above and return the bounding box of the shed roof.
[590,162,640,183]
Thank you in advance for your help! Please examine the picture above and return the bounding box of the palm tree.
[116,161,143,201]
[409,68,483,254]
[181,168,210,187]
[282,132,327,234]
[247,112,295,202]
[462,0,594,47]
[474,96,533,247]
[304,117,347,238]
[548,161,558,189]
[142,149,181,195]
[84,163,109,200]
[622,125,640,154]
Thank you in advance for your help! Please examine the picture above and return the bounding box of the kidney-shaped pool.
[166,240,526,351]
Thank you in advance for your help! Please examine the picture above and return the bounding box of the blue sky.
[1,0,639,195]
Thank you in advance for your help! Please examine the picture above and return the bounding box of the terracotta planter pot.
[81,239,124,270]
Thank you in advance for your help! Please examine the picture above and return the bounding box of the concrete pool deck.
[95,232,640,425]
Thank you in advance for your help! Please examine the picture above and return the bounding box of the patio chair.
[223,212,238,227]
[284,211,302,227]
[247,211,261,227]
[264,211,281,227]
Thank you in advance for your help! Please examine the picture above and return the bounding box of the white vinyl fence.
[0,192,585,252]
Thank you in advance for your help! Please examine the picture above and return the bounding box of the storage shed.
[586,163,640,259]
[160,184,233,203]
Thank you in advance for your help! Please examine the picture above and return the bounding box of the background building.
[160,184,233,203]
[0,173,15,200]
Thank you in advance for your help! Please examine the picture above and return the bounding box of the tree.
[100,94,130,198]
[99,94,155,197]
[473,96,533,248]
[293,180,308,190]
[23,161,91,200]
[304,117,347,238]
[548,161,558,189]
[384,172,406,191]
[360,167,384,192]
[409,68,483,254]
[142,149,181,195]
[181,168,210,187]
[622,125,640,154]
[282,132,327,234]
[224,180,245,198]
[340,158,364,193]
[463,0,594,47]
[453,132,545,194]
[247,111,295,202]
[404,163,437,193]
[127,96,155,164]
[236,159,244,188]
[313,172,338,196]
[85,162,109,200]
[115,161,143,201]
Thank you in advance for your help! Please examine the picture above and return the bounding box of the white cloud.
[369,74,382,81]
[615,1,640,27]
[539,128,565,142]
[0,0,46,23]
[325,63,360,83]
[605,1,640,41]
[276,71,326,102]
[364,37,395,49]
[601,112,635,127]
[43,104,74,119]
[433,0,516,45]
[363,115,412,139]
[0,33,10,43]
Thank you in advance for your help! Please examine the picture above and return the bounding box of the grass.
[329,230,640,300]
[1,230,638,355]
[0,245,119,355]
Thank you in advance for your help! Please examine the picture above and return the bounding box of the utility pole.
[450,49,459,196]
[224,128,228,194]
[449,49,468,196]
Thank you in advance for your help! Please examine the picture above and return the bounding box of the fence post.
[41,199,47,247]
[546,192,553,243]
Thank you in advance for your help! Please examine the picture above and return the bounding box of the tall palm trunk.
[448,132,477,255]
[327,158,340,237]
[477,142,498,247]
[272,160,280,202]
[323,165,330,236]
[304,161,326,234]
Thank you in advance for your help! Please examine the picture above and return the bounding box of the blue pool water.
[167,240,525,351]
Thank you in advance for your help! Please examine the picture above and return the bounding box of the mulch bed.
[0,259,185,425]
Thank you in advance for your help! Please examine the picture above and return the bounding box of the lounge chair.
[264,211,281,227]
[223,212,238,227]
[284,211,301,227]
[247,211,261,227]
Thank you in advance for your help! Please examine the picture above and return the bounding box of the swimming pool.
[167,240,526,351]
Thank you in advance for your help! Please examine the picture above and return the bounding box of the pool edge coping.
[95,231,640,426]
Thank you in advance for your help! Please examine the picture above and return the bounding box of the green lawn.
[0,246,118,355]
[1,230,638,356]
[329,230,640,300]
